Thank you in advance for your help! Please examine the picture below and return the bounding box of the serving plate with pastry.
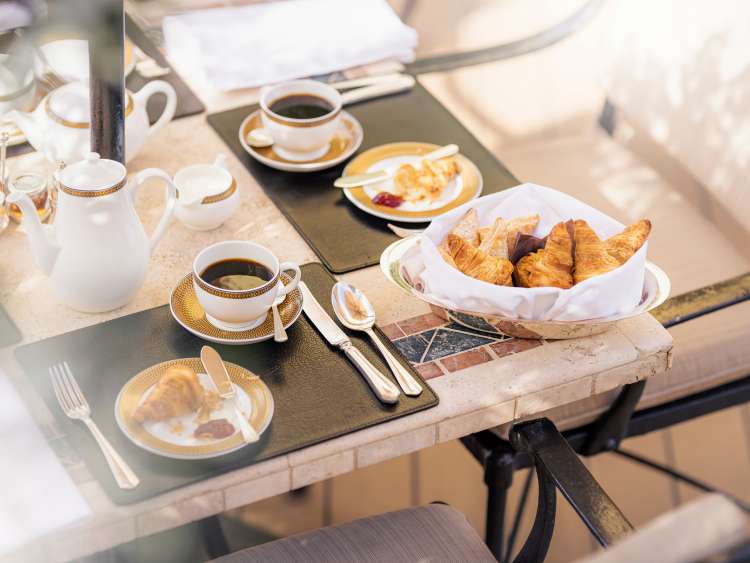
[341,142,483,222]
[382,184,670,340]
[115,359,274,459]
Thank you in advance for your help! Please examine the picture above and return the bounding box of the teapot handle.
[134,168,178,256]
[133,80,177,138]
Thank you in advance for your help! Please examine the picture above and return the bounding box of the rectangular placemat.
[7,15,205,159]
[15,263,437,505]
[206,81,519,273]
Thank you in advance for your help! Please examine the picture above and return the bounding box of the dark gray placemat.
[206,81,519,274]
[15,263,437,505]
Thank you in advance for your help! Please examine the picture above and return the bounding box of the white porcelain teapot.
[6,80,176,163]
[8,153,178,313]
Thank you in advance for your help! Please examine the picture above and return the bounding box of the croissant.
[447,208,480,246]
[573,220,621,284]
[605,219,651,264]
[514,221,574,288]
[478,218,509,259]
[447,234,513,285]
[133,364,205,423]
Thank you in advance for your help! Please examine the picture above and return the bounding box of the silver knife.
[300,282,400,404]
[200,345,260,443]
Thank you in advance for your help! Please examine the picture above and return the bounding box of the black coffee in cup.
[201,258,273,290]
[269,93,333,119]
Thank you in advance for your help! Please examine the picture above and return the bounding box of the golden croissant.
[514,221,574,289]
[572,220,621,284]
[133,365,205,423]
[606,219,651,264]
[447,234,513,285]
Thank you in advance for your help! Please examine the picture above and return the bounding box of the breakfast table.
[0,15,674,557]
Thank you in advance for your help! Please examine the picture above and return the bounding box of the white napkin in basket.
[162,0,417,91]
[401,184,648,321]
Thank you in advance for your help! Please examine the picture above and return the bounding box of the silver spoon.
[331,282,423,396]
[271,293,287,343]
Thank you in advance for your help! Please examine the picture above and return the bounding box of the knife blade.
[200,345,259,443]
[300,282,400,404]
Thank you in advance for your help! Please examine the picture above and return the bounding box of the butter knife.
[200,345,260,443]
[333,144,459,189]
[300,282,400,404]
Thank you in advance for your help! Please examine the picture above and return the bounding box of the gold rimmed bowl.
[380,236,671,340]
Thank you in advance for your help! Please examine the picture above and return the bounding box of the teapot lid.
[57,153,127,194]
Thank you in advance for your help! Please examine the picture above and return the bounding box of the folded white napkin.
[163,0,418,91]
[401,184,648,321]
[0,372,90,556]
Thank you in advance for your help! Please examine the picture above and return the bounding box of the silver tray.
[380,236,671,340]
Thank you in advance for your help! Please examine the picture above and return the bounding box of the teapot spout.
[7,192,60,275]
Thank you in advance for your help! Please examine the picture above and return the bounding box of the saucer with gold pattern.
[238,109,363,172]
[170,272,303,345]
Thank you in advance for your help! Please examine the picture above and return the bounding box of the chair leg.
[483,440,516,560]
[198,515,230,560]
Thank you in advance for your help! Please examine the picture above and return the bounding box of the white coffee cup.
[260,79,342,162]
[193,241,301,331]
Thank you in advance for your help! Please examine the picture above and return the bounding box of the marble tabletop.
[0,74,673,562]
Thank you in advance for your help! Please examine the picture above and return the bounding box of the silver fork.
[50,362,140,489]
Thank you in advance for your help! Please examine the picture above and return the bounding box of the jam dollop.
[194,418,236,440]
[372,192,404,208]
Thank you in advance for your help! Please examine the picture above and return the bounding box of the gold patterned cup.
[193,241,301,331]
[259,79,342,162]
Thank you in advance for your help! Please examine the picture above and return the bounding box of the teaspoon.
[331,282,423,396]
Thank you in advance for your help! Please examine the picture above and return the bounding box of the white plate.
[115,361,274,460]
[341,142,483,223]
[38,38,136,82]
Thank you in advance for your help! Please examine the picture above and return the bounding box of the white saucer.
[238,109,363,173]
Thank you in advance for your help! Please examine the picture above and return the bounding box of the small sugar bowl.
[174,154,240,231]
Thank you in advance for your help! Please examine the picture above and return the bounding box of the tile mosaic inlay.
[387,314,545,379]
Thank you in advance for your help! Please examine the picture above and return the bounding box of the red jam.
[194,418,236,440]
[372,192,404,208]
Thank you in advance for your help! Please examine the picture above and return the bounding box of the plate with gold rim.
[342,142,483,223]
[114,358,274,460]
[0,120,26,146]
[238,109,363,172]
[169,272,303,345]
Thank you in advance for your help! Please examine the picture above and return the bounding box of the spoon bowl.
[331,282,423,396]
[246,128,274,148]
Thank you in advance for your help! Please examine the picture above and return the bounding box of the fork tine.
[57,363,80,410]
[49,365,71,414]
[63,362,89,410]
[56,364,77,411]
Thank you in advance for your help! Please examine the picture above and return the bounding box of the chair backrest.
[602,1,750,238]
[576,494,749,563]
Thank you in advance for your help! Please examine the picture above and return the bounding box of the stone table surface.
[0,78,673,563]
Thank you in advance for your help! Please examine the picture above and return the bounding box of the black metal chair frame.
[457,100,750,562]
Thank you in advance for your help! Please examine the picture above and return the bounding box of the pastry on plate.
[515,221,574,289]
[133,364,205,424]
[393,157,459,204]
[572,220,621,284]
[605,219,651,264]
[447,234,513,285]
